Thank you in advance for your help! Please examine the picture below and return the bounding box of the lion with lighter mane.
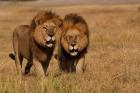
[9,10,62,77]
[56,13,89,73]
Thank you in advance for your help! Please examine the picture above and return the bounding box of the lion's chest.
[32,46,53,62]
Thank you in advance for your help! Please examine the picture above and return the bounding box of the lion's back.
[13,25,31,59]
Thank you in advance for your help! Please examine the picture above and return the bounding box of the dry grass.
[0,3,140,93]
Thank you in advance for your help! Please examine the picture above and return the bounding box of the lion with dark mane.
[9,10,62,77]
[56,13,89,73]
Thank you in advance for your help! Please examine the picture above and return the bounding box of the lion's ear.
[58,19,63,27]
[35,18,41,25]
[30,18,36,29]
[31,17,42,29]
[55,18,63,27]
[30,17,42,29]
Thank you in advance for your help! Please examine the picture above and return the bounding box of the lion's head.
[31,10,62,48]
[61,13,89,56]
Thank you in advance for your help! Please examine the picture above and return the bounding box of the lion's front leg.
[76,54,86,73]
[33,59,45,78]
[15,54,23,76]
[24,60,33,75]
[42,61,51,76]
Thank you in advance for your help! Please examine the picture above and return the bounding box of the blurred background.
[0,0,140,93]
[0,0,140,5]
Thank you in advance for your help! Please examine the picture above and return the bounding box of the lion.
[55,13,89,73]
[9,10,62,77]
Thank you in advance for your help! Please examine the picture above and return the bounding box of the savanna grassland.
[0,2,140,93]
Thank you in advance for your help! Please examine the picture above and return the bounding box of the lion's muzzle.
[69,45,78,56]
[45,36,56,47]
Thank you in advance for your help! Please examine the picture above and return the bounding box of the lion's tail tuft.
[9,53,15,60]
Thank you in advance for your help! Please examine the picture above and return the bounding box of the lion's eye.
[43,27,49,31]
[68,36,72,40]
[43,27,46,29]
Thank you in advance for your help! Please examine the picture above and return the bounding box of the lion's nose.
[71,43,76,47]
[47,28,55,37]
[49,34,54,37]
[48,31,54,37]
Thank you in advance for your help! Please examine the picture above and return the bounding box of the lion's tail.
[9,53,15,60]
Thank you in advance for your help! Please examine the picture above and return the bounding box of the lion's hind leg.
[9,53,15,60]
[14,56,23,77]
[13,32,23,75]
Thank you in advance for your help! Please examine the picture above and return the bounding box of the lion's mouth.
[69,49,78,56]
[46,41,54,47]
[45,36,55,47]
[69,46,78,56]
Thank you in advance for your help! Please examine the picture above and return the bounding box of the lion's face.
[30,11,62,48]
[61,29,82,56]
[34,20,59,48]
[41,21,57,47]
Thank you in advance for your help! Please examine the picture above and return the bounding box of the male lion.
[56,13,89,73]
[9,10,62,77]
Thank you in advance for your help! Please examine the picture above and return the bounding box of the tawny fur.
[9,10,62,77]
[56,13,89,73]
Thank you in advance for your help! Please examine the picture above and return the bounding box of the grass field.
[0,3,140,93]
